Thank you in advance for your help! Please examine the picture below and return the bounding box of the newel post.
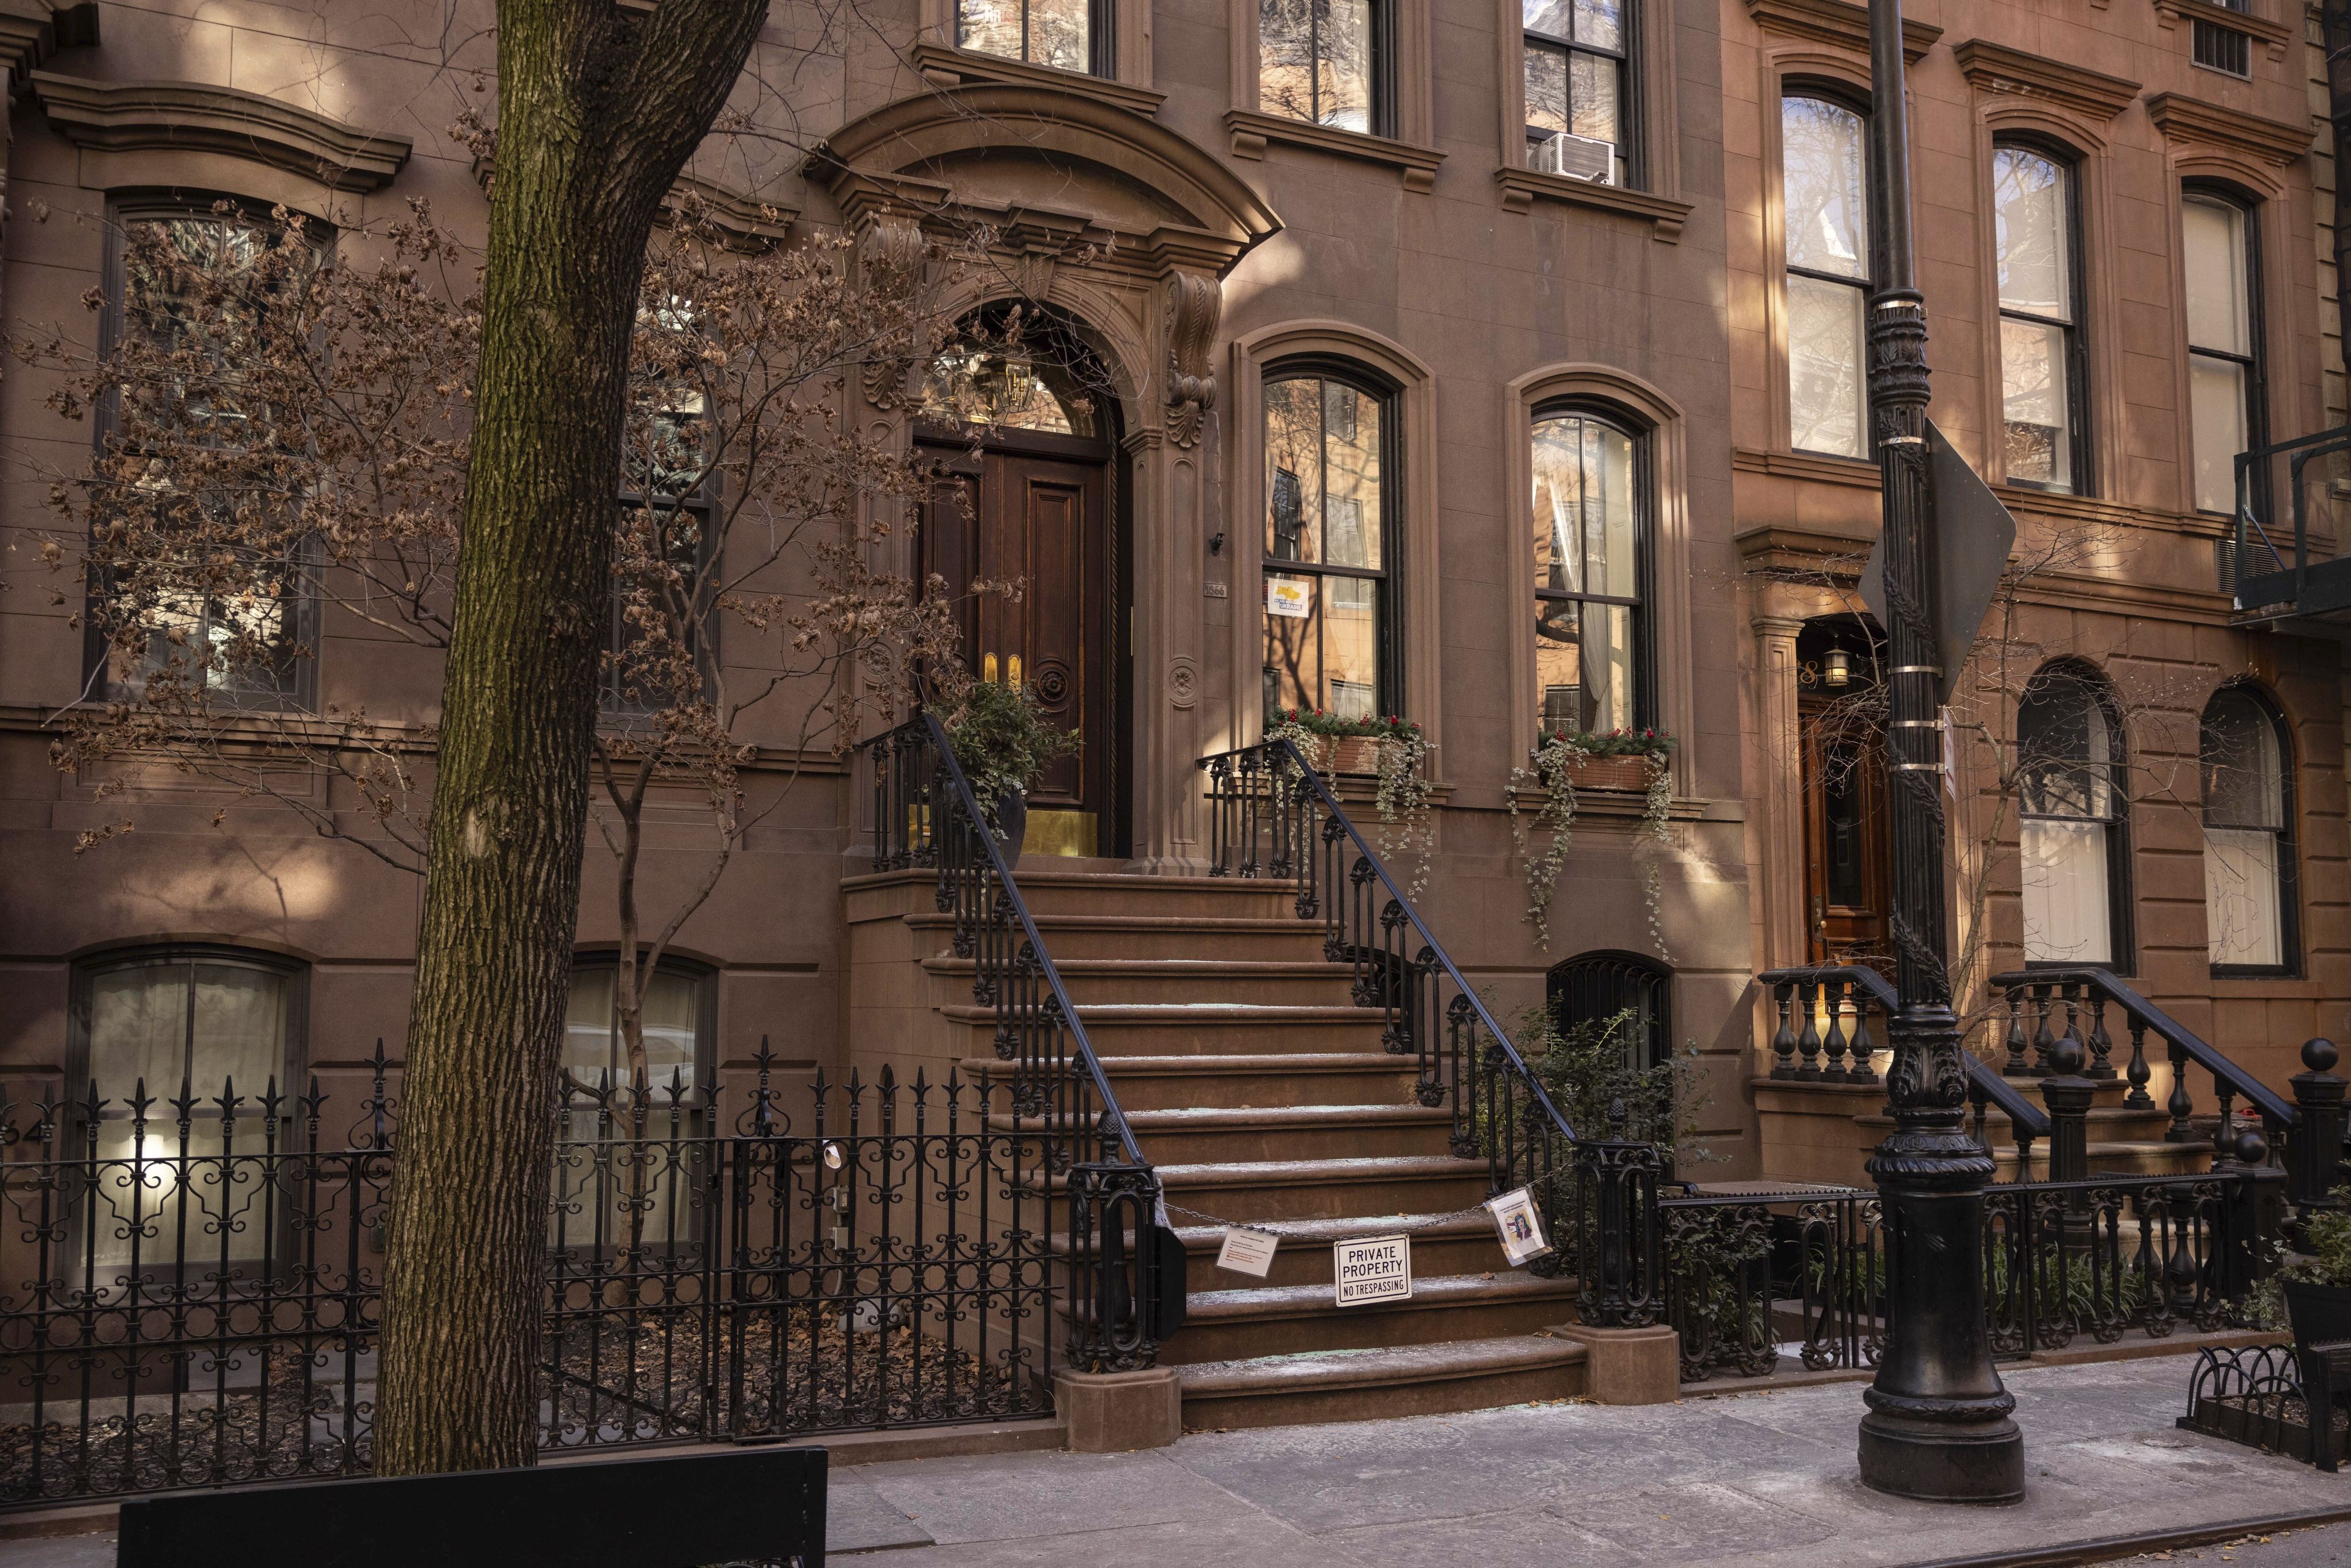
[2290,1038,2346,1251]
[2039,1035,2093,1186]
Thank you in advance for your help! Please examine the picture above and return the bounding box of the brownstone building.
[0,0,2340,1426]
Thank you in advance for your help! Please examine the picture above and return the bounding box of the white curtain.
[2021,818,2111,964]
[2204,826,2281,967]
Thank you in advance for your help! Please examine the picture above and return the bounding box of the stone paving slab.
[0,1354,2341,1567]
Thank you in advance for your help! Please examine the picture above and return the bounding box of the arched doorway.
[917,311,1125,857]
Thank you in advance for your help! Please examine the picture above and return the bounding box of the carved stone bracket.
[858,214,929,410]
[1163,271,1220,448]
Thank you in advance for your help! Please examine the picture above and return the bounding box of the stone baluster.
[1848,993,1879,1086]
[2164,1039,2197,1143]
[2084,995,2116,1080]
[2030,985,2056,1076]
[1821,982,1851,1082]
[1770,983,1797,1079]
[1795,980,1822,1081]
[2003,988,2030,1077]
[2124,1019,2153,1109]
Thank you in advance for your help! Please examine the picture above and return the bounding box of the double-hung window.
[1993,145,2088,492]
[2018,669,2131,968]
[2183,191,2264,515]
[554,960,716,1256]
[1531,408,1646,736]
[959,0,1098,72]
[1523,0,1628,184]
[1261,0,1384,134]
[1781,95,1871,460]
[2202,686,2295,972]
[1263,371,1395,722]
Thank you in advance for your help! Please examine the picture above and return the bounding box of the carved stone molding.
[0,0,91,91]
[30,73,413,192]
[1222,109,1444,192]
[1743,0,1941,63]
[2146,91,2311,167]
[1492,167,1694,241]
[1951,39,2139,122]
[1168,657,1198,709]
[1163,271,1219,448]
[2151,0,2292,64]
[857,215,928,409]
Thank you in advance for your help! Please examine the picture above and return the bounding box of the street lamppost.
[1856,0,2027,1503]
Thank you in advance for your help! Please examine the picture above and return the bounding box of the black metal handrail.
[1196,740,1624,1306]
[866,712,1171,1370]
[1759,964,2050,1148]
[1990,965,2296,1140]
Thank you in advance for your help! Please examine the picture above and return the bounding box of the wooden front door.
[918,436,1111,831]
[1801,704,1892,968]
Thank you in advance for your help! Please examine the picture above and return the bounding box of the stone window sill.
[1224,110,1443,191]
[1492,166,1692,242]
[909,42,1166,117]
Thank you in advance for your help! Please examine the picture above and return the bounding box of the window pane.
[1586,418,1637,598]
[1260,0,1316,121]
[1264,571,1321,715]
[2190,353,2247,514]
[2202,692,2283,829]
[1324,577,1381,721]
[2022,818,2112,964]
[1525,44,1568,139]
[2182,196,2248,356]
[1992,148,2069,319]
[1265,379,1325,562]
[565,967,703,1092]
[1787,274,1867,459]
[565,968,622,1087]
[189,964,290,1096]
[1320,0,1375,131]
[2205,826,2281,966]
[958,0,1023,59]
[2019,678,2115,818]
[1533,416,1585,594]
[1323,382,1382,568]
[1029,0,1089,69]
[2000,317,2071,489]
[1570,51,1619,149]
[1782,98,1868,280]
[1535,597,1636,734]
[90,965,193,1101]
[642,971,703,1088]
[1573,0,1621,51]
[1523,0,1570,38]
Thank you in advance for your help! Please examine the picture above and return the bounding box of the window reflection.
[959,0,1092,72]
[1531,410,1642,736]
[1263,374,1390,721]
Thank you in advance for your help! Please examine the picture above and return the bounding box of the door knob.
[1811,895,1826,937]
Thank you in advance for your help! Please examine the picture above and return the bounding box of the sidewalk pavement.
[2,1353,2343,1567]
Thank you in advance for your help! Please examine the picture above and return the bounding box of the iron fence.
[0,1056,1066,1508]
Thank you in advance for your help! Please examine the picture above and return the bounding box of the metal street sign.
[1857,418,2016,705]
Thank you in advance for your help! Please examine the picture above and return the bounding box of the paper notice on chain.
[1216,1225,1279,1278]
[1485,1186,1554,1267]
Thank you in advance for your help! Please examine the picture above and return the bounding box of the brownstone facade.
[0,0,2337,1178]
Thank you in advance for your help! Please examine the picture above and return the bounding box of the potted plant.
[2280,1187,2351,1348]
[940,678,1079,865]
[1508,727,1677,954]
[1267,708,1422,776]
[1266,708,1438,897]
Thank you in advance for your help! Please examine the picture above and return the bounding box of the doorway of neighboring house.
[1797,618,1891,970]
[916,316,1120,857]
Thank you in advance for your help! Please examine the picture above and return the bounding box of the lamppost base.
[1858,1409,2025,1503]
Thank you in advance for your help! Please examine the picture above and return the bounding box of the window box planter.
[1554,754,1663,793]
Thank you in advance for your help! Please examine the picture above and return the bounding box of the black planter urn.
[2284,1279,2351,1348]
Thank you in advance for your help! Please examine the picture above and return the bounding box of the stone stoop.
[867,865,1592,1430]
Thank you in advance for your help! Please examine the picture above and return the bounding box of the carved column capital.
[1162,271,1220,449]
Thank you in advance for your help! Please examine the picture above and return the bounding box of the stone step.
[906,911,1330,962]
[1161,1271,1580,1364]
[1128,1103,1455,1164]
[1172,1212,1504,1291]
[1094,1053,1423,1111]
[1156,1155,1492,1224]
[1177,1334,1588,1430]
[1989,1140,2216,1179]
[1003,871,1307,920]
[926,956,1360,1007]
[946,1003,1392,1057]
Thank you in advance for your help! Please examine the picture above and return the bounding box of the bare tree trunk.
[2327,0,2351,390]
[374,0,767,1476]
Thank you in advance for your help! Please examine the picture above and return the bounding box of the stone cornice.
[30,73,412,192]
[0,0,92,91]
[469,153,795,249]
[907,42,1166,117]
[2152,0,2295,60]
[1733,446,1881,488]
[1952,39,2139,121]
[2146,90,2311,166]
[1743,0,1941,63]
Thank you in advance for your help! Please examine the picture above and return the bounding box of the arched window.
[2202,685,2296,973]
[1781,92,1871,460]
[1992,142,2088,493]
[564,957,716,1100]
[1263,365,1397,723]
[70,945,308,1271]
[1531,406,1647,736]
[1548,950,1671,1068]
[2016,665,2132,968]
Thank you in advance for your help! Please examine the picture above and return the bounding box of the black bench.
[115,1447,827,1568]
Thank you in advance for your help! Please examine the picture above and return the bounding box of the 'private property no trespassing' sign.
[1333,1233,1411,1306]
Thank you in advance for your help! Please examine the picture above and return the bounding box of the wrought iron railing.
[1197,742,1605,1304]
[866,712,1174,1373]
[1990,967,2296,1164]
[0,1054,1063,1508]
[1759,964,2050,1175]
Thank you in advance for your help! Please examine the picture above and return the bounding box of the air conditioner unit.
[1535,131,1616,184]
